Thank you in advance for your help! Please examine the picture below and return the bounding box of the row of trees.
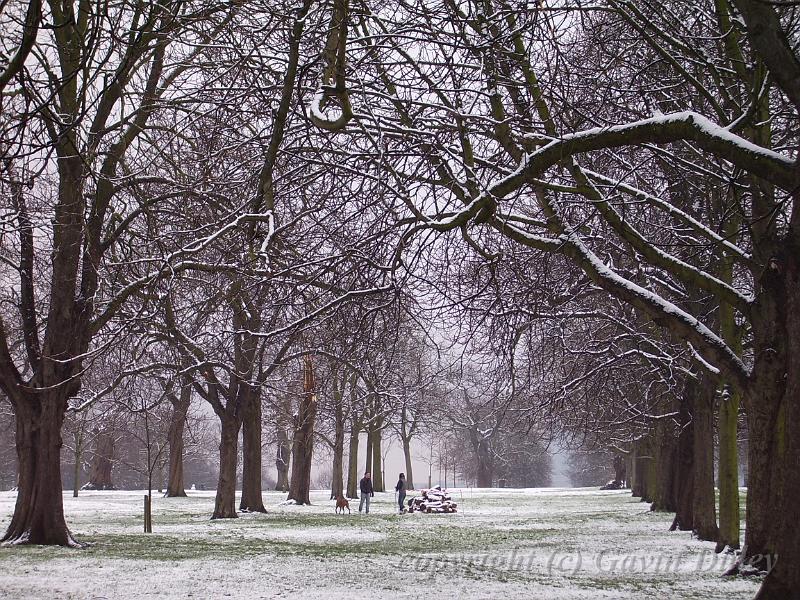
[1,0,799,597]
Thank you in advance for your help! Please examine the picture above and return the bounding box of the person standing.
[395,473,406,513]
[359,472,374,514]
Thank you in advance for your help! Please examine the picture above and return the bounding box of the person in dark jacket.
[395,473,406,513]
[359,472,374,513]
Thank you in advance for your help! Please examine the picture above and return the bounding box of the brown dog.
[335,496,350,514]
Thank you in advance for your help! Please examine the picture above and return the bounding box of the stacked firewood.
[406,486,458,513]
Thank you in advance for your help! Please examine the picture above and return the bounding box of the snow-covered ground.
[0,488,760,599]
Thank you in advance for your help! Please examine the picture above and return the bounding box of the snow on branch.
[513,111,798,193]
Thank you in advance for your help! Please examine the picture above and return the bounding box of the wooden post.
[144,494,152,533]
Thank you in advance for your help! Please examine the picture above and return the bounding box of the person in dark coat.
[359,472,374,513]
[395,473,406,513]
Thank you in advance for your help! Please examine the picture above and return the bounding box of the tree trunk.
[287,357,316,505]
[692,376,719,542]
[2,395,79,546]
[84,427,115,490]
[346,427,360,498]
[651,421,676,512]
[632,443,646,498]
[372,428,384,492]
[754,249,800,598]
[742,396,783,558]
[330,417,345,499]
[275,425,290,492]
[212,414,240,519]
[364,428,373,476]
[717,385,740,551]
[740,251,789,571]
[402,435,415,490]
[72,426,83,498]
[717,240,742,552]
[671,391,694,532]
[240,389,265,512]
[613,454,626,485]
[637,436,657,503]
[166,385,190,498]
[475,440,493,487]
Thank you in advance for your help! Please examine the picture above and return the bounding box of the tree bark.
[275,425,290,492]
[754,243,800,598]
[638,436,656,503]
[632,443,646,499]
[402,435,415,490]
[371,427,384,492]
[166,384,191,498]
[716,204,742,552]
[84,427,115,490]
[671,391,694,532]
[739,289,786,572]
[692,376,719,542]
[346,427,360,498]
[287,356,316,505]
[629,445,639,496]
[240,388,265,512]
[651,420,676,513]
[330,416,345,499]
[71,422,84,498]
[364,428,373,477]
[475,439,493,488]
[2,394,79,546]
[716,390,740,552]
[329,369,346,500]
[212,414,240,519]
[613,454,626,486]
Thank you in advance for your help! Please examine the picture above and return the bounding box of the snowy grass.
[0,488,759,599]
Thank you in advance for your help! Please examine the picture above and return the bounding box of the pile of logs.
[407,486,458,513]
[599,479,624,490]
